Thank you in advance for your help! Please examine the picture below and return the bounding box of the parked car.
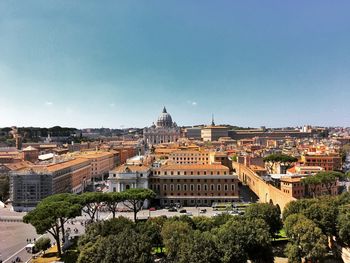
[199,209,207,214]
[186,212,193,216]
[149,207,156,211]
[179,209,187,213]
[168,207,177,212]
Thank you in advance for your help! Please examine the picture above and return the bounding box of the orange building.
[280,175,338,199]
[300,154,342,171]
[79,151,115,179]
[47,158,92,193]
[150,164,239,207]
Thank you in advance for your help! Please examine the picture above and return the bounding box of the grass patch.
[32,246,60,263]
[273,229,288,241]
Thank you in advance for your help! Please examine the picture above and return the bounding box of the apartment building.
[10,158,92,211]
[79,151,115,179]
[150,164,239,207]
[280,175,338,199]
[300,154,342,171]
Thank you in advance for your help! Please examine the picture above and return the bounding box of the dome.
[156,107,173,127]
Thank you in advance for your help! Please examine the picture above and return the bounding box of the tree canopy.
[263,153,298,163]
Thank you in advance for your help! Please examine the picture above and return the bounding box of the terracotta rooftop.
[112,164,150,173]
[78,151,113,159]
[46,158,91,172]
[280,176,303,183]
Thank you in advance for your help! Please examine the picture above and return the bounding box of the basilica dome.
[156,107,173,127]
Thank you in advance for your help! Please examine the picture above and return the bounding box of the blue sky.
[0,1,349,128]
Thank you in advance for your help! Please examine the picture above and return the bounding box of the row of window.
[152,178,235,183]
[151,183,235,192]
[164,192,234,196]
[153,171,227,175]
[173,157,209,161]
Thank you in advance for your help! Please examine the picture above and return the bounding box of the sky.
[0,1,350,129]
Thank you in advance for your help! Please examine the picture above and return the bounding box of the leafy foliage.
[245,203,282,236]
[263,154,298,163]
[284,214,328,262]
[35,237,51,253]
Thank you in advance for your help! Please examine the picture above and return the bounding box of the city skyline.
[1,1,350,128]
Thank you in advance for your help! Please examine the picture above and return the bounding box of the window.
[183,184,187,191]
[204,184,208,191]
[197,184,201,191]
[190,184,194,191]
[224,184,228,191]
[211,184,215,191]
[163,185,167,191]
[177,184,181,191]
[170,184,174,191]
[217,184,221,191]
[231,184,235,191]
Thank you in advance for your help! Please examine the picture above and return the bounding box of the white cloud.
[109,103,115,107]
[45,101,53,106]
[187,100,198,106]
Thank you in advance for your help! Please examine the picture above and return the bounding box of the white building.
[143,107,181,145]
[108,164,151,192]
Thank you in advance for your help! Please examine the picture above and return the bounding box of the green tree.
[103,192,123,219]
[245,203,282,236]
[78,216,134,247]
[79,192,105,222]
[121,188,156,222]
[282,198,317,221]
[303,197,338,237]
[337,207,350,246]
[35,237,51,255]
[23,200,81,257]
[136,220,163,252]
[38,193,81,239]
[215,217,273,263]
[178,231,220,263]
[78,227,153,263]
[284,214,328,262]
[192,216,215,232]
[301,176,321,198]
[161,220,193,262]
[263,153,297,173]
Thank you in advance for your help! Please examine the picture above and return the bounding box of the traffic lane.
[0,222,38,263]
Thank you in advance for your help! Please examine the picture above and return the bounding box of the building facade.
[300,154,342,171]
[9,158,92,211]
[108,164,150,192]
[149,164,239,207]
[201,126,229,142]
[143,107,181,145]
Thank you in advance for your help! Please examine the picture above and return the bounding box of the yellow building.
[79,151,115,179]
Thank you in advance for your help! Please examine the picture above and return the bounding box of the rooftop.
[112,164,150,173]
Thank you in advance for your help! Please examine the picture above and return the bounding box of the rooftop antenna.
[211,114,215,126]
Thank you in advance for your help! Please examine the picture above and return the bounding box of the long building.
[150,164,239,207]
[9,158,92,211]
